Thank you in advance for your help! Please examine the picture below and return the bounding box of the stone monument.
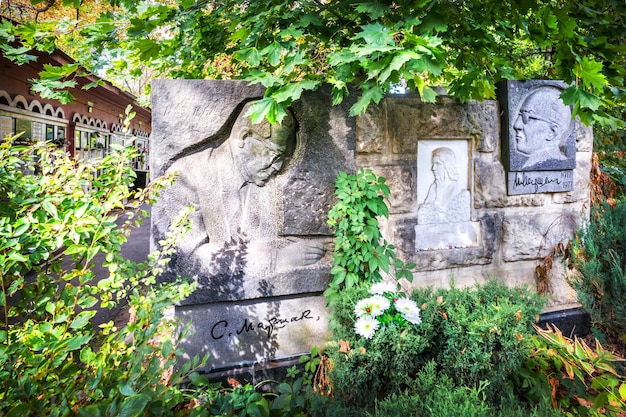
[150,79,593,377]
[151,80,355,375]
[414,140,480,250]
[355,89,591,311]
[499,80,576,195]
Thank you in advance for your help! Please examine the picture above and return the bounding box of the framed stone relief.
[499,80,576,195]
[414,139,479,250]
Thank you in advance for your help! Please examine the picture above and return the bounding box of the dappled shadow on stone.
[197,232,248,302]
[172,233,282,381]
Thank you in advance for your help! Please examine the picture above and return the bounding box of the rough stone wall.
[356,94,593,311]
[151,81,593,375]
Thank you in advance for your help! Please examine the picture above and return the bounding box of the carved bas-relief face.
[431,155,446,182]
[233,112,296,187]
[430,147,459,184]
[512,88,572,163]
[239,134,287,186]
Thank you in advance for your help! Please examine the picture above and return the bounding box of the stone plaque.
[415,222,480,251]
[414,140,480,250]
[498,80,576,195]
[151,81,356,305]
[151,80,355,370]
[176,295,329,370]
[508,170,574,195]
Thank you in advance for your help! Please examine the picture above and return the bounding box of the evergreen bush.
[569,199,626,340]
[322,279,545,411]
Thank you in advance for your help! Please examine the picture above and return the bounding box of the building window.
[45,124,66,147]
[75,128,109,162]
[15,118,32,142]
[134,138,148,171]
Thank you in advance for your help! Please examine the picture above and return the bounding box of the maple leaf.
[578,56,607,91]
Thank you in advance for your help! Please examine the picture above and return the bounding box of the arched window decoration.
[133,129,150,139]
[43,103,55,116]
[14,95,28,109]
[0,88,148,162]
[0,91,11,106]
[29,100,43,114]
[0,91,68,146]
[0,91,65,120]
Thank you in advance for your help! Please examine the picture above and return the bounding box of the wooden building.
[0,47,151,187]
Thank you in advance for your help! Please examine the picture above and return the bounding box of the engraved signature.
[513,172,562,193]
[210,309,320,340]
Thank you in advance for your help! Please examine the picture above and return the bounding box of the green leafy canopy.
[1,0,625,127]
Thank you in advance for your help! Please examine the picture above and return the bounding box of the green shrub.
[569,199,626,340]
[323,279,545,411]
[374,361,491,417]
[309,358,561,417]
[323,168,547,413]
[426,280,545,398]
[0,136,207,416]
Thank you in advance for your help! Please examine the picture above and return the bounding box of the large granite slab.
[150,80,355,370]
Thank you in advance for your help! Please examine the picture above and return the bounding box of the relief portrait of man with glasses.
[512,85,575,171]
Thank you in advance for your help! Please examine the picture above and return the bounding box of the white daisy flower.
[355,316,379,339]
[354,295,391,317]
[403,311,422,325]
[354,298,372,318]
[369,295,391,316]
[369,281,397,295]
[394,297,422,324]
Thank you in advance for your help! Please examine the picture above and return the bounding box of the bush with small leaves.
[322,279,545,411]
[569,199,626,340]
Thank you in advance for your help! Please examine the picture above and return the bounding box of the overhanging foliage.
[1,0,625,127]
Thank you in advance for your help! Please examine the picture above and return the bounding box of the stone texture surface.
[356,103,384,154]
[176,295,329,370]
[553,156,592,204]
[501,212,580,262]
[376,164,417,214]
[474,159,507,208]
[150,81,354,372]
[415,221,480,250]
[386,99,498,156]
[576,121,594,153]
[150,80,265,177]
[282,87,357,235]
[358,92,591,308]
